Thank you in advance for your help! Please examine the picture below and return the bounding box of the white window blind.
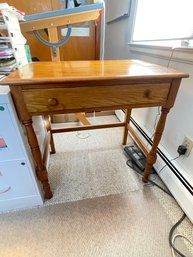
[132,0,193,42]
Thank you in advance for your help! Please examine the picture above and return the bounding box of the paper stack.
[0,3,27,75]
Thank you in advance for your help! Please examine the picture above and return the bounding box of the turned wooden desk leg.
[44,115,56,154]
[49,132,56,154]
[122,109,132,145]
[23,119,53,199]
[143,107,170,182]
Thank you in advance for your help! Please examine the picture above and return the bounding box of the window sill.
[128,43,193,64]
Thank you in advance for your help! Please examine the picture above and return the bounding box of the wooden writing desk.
[1,60,189,199]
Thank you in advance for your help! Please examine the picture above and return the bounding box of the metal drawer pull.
[48,98,58,106]
[0,186,11,195]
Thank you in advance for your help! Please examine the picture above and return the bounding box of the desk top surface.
[1,60,189,86]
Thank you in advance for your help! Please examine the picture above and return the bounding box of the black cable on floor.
[126,158,189,257]
[126,159,173,197]
[169,213,187,257]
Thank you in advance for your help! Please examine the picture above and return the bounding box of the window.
[132,0,193,47]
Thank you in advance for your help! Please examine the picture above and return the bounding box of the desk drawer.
[23,83,170,114]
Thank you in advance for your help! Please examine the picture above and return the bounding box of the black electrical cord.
[169,213,187,257]
[158,155,181,174]
[126,157,190,257]
[126,159,173,197]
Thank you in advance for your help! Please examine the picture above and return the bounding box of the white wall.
[105,18,130,59]
[104,0,135,60]
[104,0,193,221]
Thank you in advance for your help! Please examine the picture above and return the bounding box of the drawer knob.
[48,98,58,106]
[144,90,152,98]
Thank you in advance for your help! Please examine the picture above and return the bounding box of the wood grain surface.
[1,60,189,85]
[22,83,170,115]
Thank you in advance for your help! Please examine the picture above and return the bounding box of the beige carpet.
[46,117,138,205]
[0,190,187,257]
[0,116,191,257]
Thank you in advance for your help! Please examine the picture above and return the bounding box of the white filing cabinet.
[0,86,44,212]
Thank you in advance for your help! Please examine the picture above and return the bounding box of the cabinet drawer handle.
[48,98,58,106]
[0,186,11,195]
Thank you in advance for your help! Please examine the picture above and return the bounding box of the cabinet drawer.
[0,160,37,201]
[0,104,25,161]
[23,83,170,114]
